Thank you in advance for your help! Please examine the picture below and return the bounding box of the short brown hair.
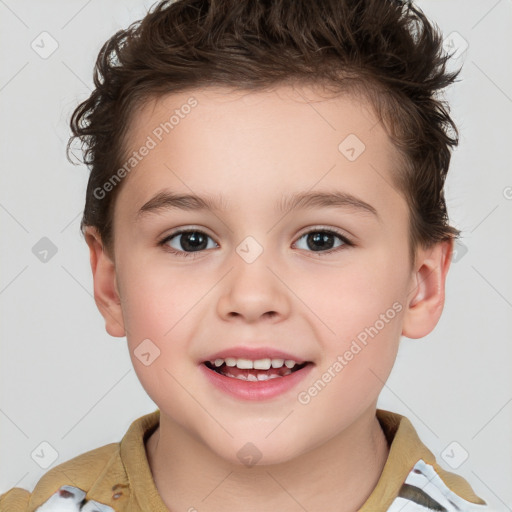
[67,0,461,264]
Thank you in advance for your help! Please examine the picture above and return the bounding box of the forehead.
[115,84,406,223]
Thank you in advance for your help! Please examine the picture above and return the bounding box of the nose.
[216,244,291,324]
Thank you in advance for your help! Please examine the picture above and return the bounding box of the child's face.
[89,84,449,464]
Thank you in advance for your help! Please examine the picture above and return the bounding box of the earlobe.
[84,226,126,338]
[401,239,454,339]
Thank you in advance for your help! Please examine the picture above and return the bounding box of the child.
[0,0,491,510]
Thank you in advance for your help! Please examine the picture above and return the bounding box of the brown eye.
[294,229,352,255]
[159,229,218,257]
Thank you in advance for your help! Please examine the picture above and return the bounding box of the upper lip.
[203,347,309,364]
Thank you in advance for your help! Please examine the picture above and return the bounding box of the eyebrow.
[135,189,380,221]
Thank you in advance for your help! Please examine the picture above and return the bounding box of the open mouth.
[203,360,311,381]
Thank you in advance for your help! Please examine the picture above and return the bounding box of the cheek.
[294,247,407,401]
[296,248,408,341]
[115,261,195,391]
[116,261,203,412]
[118,252,208,338]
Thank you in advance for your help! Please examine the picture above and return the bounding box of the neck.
[145,406,389,512]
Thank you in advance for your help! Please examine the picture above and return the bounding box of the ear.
[401,238,454,339]
[84,226,126,337]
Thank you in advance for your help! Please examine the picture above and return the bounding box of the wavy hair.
[67,0,461,264]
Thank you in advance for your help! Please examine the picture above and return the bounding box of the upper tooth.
[236,358,253,369]
[252,358,271,370]
[210,357,298,369]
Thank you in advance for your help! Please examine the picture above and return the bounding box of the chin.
[206,433,308,468]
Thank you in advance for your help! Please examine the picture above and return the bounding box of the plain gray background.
[1,0,511,509]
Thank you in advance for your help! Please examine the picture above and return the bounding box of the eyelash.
[157,227,354,259]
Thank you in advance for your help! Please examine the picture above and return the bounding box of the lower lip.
[199,363,314,401]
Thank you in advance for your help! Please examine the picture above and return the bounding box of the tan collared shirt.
[0,409,488,511]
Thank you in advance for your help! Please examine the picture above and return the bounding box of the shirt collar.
[119,408,168,512]
[119,408,477,511]
[359,409,438,510]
